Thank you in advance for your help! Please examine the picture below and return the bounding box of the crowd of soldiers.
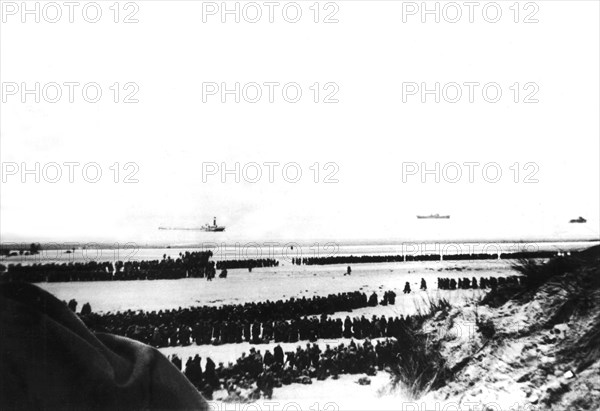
[292,251,557,266]
[171,338,404,400]
[1,261,115,282]
[216,259,279,270]
[1,247,551,284]
[0,251,216,282]
[152,312,408,348]
[81,291,399,348]
[69,274,527,399]
[437,275,523,290]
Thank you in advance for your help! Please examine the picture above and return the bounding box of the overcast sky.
[1,1,599,244]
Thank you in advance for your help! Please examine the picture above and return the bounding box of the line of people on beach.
[437,275,523,290]
[146,312,406,348]
[75,276,525,348]
[80,291,398,347]
[216,259,279,270]
[292,251,558,265]
[171,337,405,400]
[0,251,215,282]
[1,248,551,283]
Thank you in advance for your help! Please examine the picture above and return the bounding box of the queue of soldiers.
[171,338,405,400]
[81,291,398,348]
[437,275,523,290]
[149,313,406,348]
[1,261,115,282]
[292,251,558,266]
[216,259,279,270]
[0,251,216,282]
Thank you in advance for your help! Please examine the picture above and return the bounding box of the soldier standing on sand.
[274,345,284,365]
[420,278,427,291]
[368,292,378,307]
[204,357,217,388]
[67,299,78,312]
[450,278,457,290]
[80,302,92,315]
[171,354,182,370]
[285,351,296,369]
[251,320,260,344]
[403,282,411,294]
[151,327,162,347]
[264,350,274,368]
[389,290,396,304]
[183,357,195,385]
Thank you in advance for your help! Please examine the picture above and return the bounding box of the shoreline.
[1,238,599,251]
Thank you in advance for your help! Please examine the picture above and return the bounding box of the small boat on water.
[417,214,450,219]
[569,216,587,223]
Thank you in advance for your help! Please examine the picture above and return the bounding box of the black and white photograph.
[1,1,599,410]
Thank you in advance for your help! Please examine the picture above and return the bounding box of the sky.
[1,1,599,244]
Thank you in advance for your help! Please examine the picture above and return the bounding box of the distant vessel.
[158,217,226,232]
[417,214,450,219]
[569,216,587,223]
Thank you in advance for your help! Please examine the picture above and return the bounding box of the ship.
[569,216,587,223]
[417,214,450,219]
[158,217,226,232]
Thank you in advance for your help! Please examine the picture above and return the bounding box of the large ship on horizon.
[417,213,450,219]
[158,217,226,232]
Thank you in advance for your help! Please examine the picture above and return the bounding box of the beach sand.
[38,259,514,313]
[34,259,522,409]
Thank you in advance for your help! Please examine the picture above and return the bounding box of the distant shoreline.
[1,238,599,251]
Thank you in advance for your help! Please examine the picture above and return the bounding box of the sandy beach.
[38,259,514,313]
[32,258,522,408]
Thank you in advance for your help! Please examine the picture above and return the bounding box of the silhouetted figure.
[403,282,411,294]
[80,302,92,315]
[274,345,284,365]
[67,299,78,312]
[368,292,378,307]
[420,278,427,291]
[171,354,182,370]
[204,357,217,388]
